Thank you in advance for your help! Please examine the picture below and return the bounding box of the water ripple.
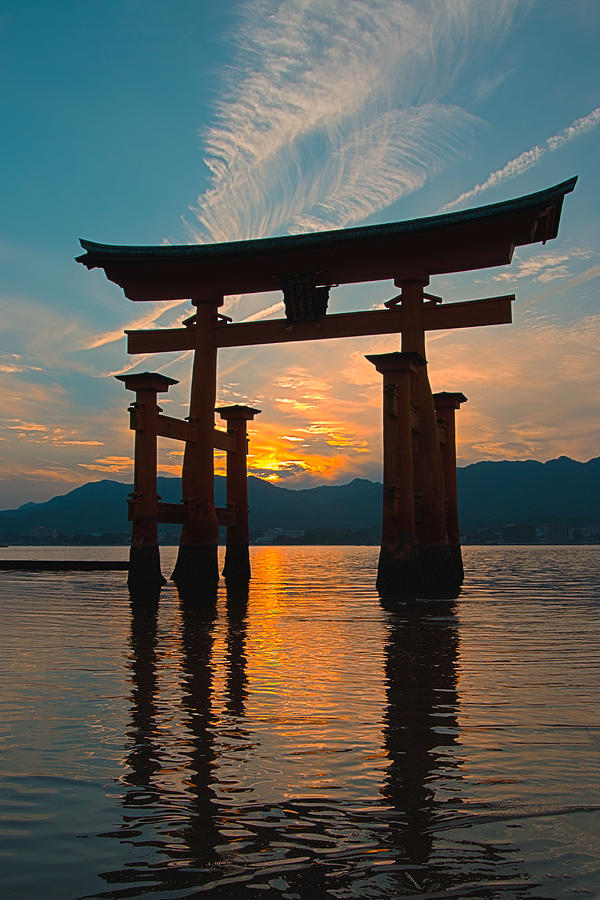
[0,546,598,898]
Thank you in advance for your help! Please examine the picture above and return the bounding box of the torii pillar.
[172,299,221,593]
[434,391,468,582]
[116,371,178,596]
[365,351,425,596]
[217,404,261,584]
[367,277,462,599]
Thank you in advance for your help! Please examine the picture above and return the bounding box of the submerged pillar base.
[418,545,463,599]
[223,544,251,585]
[449,544,464,585]
[376,546,422,598]
[377,544,464,600]
[171,545,219,595]
[128,545,166,599]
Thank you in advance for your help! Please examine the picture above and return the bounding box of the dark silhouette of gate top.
[77,176,576,599]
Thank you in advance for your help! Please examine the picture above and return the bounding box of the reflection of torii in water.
[77,177,576,599]
[98,587,239,894]
[97,589,536,898]
[379,597,539,896]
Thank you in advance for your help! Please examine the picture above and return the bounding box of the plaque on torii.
[77,177,576,599]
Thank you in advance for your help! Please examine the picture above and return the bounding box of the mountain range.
[0,456,598,539]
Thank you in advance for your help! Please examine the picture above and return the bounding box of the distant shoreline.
[1,541,598,550]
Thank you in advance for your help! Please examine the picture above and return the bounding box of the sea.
[0,545,598,899]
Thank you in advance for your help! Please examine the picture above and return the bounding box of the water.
[0,546,599,898]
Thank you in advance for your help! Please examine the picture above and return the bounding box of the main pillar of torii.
[170,300,221,590]
[77,177,576,598]
[367,277,468,597]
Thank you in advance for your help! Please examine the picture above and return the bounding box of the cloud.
[442,106,600,210]
[83,299,187,350]
[426,312,600,464]
[240,301,285,323]
[536,266,570,283]
[251,461,310,480]
[52,440,104,446]
[2,467,92,488]
[2,418,105,448]
[492,248,593,283]
[472,68,513,104]
[187,0,524,245]
[0,293,94,374]
[524,262,600,305]
[78,455,134,474]
[0,354,43,375]
[5,420,49,432]
[286,105,479,233]
[225,346,387,486]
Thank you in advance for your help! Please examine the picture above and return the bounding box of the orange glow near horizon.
[245,419,371,484]
[11,303,595,505]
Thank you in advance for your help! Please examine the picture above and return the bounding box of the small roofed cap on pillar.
[216,405,261,420]
[433,391,468,408]
[365,351,427,373]
[116,372,179,392]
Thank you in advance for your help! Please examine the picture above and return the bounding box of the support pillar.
[396,277,457,597]
[116,372,178,597]
[172,301,221,593]
[217,404,261,584]
[434,392,468,585]
[366,352,425,597]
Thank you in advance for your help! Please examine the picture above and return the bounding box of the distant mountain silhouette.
[457,456,600,525]
[0,457,598,538]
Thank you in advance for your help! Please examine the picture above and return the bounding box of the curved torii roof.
[76,177,577,301]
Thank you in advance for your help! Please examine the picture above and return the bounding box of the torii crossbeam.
[77,177,576,599]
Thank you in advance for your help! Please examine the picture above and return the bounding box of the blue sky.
[1,0,599,507]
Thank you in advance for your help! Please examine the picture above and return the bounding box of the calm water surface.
[0,546,599,898]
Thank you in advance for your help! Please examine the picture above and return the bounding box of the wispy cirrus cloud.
[240,300,284,323]
[442,106,600,211]
[83,300,186,350]
[286,104,479,234]
[525,262,600,304]
[80,1,527,380]
[187,0,526,246]
[492,248,593,283]
[0,353,43,374]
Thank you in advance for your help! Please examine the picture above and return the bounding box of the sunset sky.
[1,0,599,508]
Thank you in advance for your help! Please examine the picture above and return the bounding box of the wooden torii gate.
[77,177,576,598]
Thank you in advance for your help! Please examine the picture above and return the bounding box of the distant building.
[28,526,57,540]
[254,528,306,544]
[543,524,569,544]
[502,523,536,544]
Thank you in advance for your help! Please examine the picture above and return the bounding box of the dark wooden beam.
[127,327,195,354]
[126,295,514,355]
[156,501,185,523]
[156,414,196,442]
[157,501,235,526]
[213,427,237,452]
[422,295,512,330]
[217,507,236,527]
[153,414,237,450]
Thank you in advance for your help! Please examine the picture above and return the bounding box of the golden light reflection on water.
[220,547,389,805]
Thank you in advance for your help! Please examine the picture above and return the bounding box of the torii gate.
[77,177,576,598]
